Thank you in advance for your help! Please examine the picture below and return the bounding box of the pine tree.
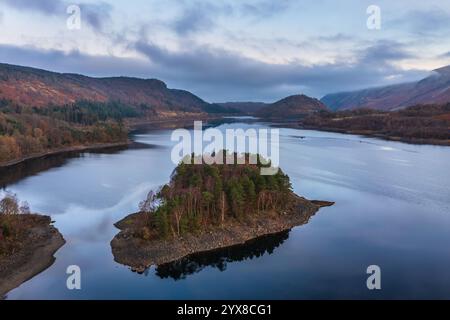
[156,208,169,238]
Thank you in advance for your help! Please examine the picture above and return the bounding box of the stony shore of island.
[111,196,334,272]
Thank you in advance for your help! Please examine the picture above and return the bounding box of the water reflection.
[0,142,151,188]
[152,230,290,281]
[4,121,450,299]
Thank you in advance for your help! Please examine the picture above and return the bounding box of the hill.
[216,102,269,115]
[0,63,222,115]
[321,66,450,111]
[0,63,231,166]
[257,94,328,119]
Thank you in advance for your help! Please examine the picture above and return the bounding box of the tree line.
[0,99,134,163]
[303,103,450,141]
[32,100,153,125]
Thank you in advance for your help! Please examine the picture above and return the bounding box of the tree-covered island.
[111,152,334,271]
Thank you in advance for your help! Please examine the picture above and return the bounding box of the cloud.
[0,38,428,103]
[0,44,149,77]
[239,0,292,19]
[1,0,113,32]
[438,51,450,58]
[133,39,426,100]
[171,1,229,36]
[2,0,61,14]
[168,0,292,36]
[389,9,450,37]
[315,33,355,43]
[359,40,414,65]
[173,9,213,35]
[79,2,113,32]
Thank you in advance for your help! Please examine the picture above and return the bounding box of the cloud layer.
[1,0,112,31]
[0,0,449,102]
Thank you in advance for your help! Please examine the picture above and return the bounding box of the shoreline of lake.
[302,126,450,146]
[0,215,65,298]
[2,114,448,170]
[0,141,132,169]
[0,115,226,170]
[263,119,450,146]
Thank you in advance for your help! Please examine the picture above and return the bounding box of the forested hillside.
[0,63,236,165]
[0,99,128,163]
[302,103,450,144]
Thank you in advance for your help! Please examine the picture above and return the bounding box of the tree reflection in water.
[0,142,152,188]
[152,230,291,280]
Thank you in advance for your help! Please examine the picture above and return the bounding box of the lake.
[3,120,450,299]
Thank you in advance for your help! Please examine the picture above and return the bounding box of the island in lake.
[111,152,334,272]
[0,192,65,297]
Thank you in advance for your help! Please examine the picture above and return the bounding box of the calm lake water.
[3,120,450,299]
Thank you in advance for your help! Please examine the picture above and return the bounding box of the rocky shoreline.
[0,215,65,298]
[111,196,334,272]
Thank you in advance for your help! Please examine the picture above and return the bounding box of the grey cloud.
[0,40,428,103]
[134,39,426,101]
[439,51,450,58]
[1,0,61,14]
[1,0,112,32]
[359,40,414,65]
[0,44,150,78]
[389,9,450,37]
[315,33,355,43]
[169,0,291,36]
[171,1,233,36]
[79,2,113,32]
[239,0,292,19]
[173,7,215,35]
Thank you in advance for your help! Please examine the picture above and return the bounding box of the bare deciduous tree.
[0,192,20,215]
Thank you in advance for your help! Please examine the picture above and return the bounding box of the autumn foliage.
[302,103,450,142]
[0,99,128,163]
[138,152,293,239]
[0,192,33,257]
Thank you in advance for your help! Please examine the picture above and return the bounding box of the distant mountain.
[216,102,269,114]
[257,94,328,119]
[0,63,229,115]
[321,66,450,111]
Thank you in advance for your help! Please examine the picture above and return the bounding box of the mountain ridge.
[0,62,218,114]
[321,65,450,111]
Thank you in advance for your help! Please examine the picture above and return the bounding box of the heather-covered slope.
[321,66,450,111]
[0,63,213,113]
[257,94,328,119]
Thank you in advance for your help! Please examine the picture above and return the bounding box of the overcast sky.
[0,0,450,102]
